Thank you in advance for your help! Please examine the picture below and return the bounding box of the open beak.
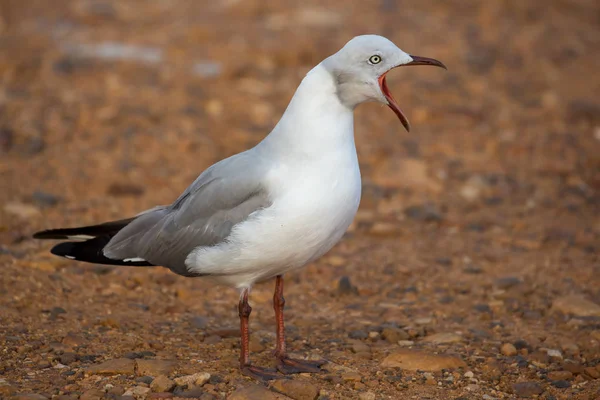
[379,55,447,132]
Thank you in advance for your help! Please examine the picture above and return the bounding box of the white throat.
[257,64,355,159]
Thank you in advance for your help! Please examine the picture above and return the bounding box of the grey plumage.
[103,151,272,276]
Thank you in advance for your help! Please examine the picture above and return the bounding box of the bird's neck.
[257,64,355,159]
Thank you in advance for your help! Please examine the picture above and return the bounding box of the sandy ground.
[1,0,599,399]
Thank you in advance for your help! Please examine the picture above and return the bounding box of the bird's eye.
[368,55,382,64]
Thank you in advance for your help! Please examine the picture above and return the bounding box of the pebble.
[422,332,462,344]
[190,316,209,329]
[228,384,278,400]
[381,327,409,343]
[337,276,358,296]
[271,379,319,400]
[552,295,600,317]
[464,371,474,378]
[551,380,571,389]
[494,276,522,290]
[123,386,151,398]
[173,372,211,387]
[136,359,177,377]
[86,358,135,375]
[500,343,517,356]
[348,330,368,340]
[341,372,362,382]
[381,349,466,371]
[548,371,572,381]
[3,202,40,219]
[584,367,600,379]
[358,392,376,400]
[350,340,371,354]
[397,340,415,346]
[79,389,105,400]
[11,394,48,400]
[512,382,543,397]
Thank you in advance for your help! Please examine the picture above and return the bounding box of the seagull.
[34,35,446,380]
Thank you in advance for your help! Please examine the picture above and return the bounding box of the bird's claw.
[276,357,326,374]
[241,365,281,381]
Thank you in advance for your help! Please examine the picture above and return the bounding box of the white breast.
[186,63,362,288]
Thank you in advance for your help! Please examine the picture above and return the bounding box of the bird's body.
[34,35,446,380]
[187,64,361,288]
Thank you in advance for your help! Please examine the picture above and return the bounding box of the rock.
[270,379,319,400]
[173,372,211,387]
[584,367,600,379]
[350,341,371,354]
[397,340,415,346]
[11,394,48,400]
[228,385,278,400]
[249,337,266,352]
[190,316,209,329]
[422,332,462,344]
[79,389,105,400]
[546,349,563,361]
[123,386,151,398]
[380,349,466,371]
[348,330,368,340]
[381,327,409,343]
[341,372,362,382]
[337,276,358,296]
[512,382,543,398]
[552,295,600,317]
[358,392,376,400]
[30,191,61,207]
[136,359,177,377]
[548,371,572,381]
[136,376,154,385]
[500,343,517,356]
[151,375,175,392]
[404,203,443,222]
[494,276,522,290]
[60,352,79,365]
[106,182,145,197]
[87,358,135,375]
[562,362,584,375]
[3,202,40,219]
[551,380,570,389]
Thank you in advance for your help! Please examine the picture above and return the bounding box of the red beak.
[379,55,447,132]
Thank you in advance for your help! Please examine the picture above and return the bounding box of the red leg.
[238,288,279,381]
[273,275,326,374]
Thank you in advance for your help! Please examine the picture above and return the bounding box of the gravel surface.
[1,1,599,399]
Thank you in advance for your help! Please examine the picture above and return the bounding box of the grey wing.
[103,151,272,276]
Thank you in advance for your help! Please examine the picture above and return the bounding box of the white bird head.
[322,35,446,132]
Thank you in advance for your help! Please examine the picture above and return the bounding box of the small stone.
[548,371,572,381]
[31,191,61,207]
[4,202,40,219]
[337,276,358,296]
[512,382,543,398]
[381,327,409,343]
[173,372,211,387]
[552,295,600,317]
[348,330,368,340]
[228,385,278,400]
[562,362,584,375]
[136,359,177,377]
[546,349,563,361]
[350,341,371,354]
[494,276,522,290]
[397,340,414,346]
[123,386,151,398]
[551,380,570,389]
[270,379,319,400]
[381,349,466,371]
[584,367,600,379]
[60,352,79,365]
[464,371,474,378]
[341,372,362,382]
[422,332,462,344]
[87,358,135,375]
[79,389,105,400]
[11,394,48,400]
[190,316,209,329]
[500,343,517,356]
[136,376,154,385]
[358,392,376,400]
[249,337,266,353]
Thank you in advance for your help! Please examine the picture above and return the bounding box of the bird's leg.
[273,275,326,374]
[238,288,279,381]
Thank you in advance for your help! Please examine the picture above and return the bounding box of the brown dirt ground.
[1,0,599,399]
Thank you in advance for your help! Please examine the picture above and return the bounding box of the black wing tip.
[33,230,65,240]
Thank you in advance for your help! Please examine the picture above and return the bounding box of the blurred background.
[0,1,599,399]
